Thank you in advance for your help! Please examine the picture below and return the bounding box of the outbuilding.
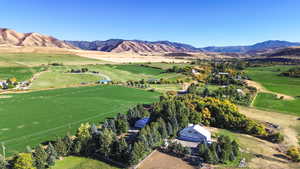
[98,80,111,84]
[178,124,211,143]
[134,117,150,128]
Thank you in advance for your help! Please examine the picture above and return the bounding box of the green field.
[246,65,300,115]
[0,85,159,155]
[29,64,186,90]
[51,156,120,169]
[0,66,46,81]
[110,64,165,75]
[0,53,103,67]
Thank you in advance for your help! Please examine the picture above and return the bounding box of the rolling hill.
[0,28,76,49]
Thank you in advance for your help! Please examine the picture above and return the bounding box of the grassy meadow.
[0,85,159,155]
[246,65,300,115]
[51,156,120,169]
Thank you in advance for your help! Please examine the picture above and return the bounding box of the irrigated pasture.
[0,66,45,81]
[246,65,300,115]
[0,85,159,155]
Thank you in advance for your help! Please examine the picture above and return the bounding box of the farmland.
[246,65,300,115]
[0,66,46,81]
[0,85,159,155]
[0,53,103,67]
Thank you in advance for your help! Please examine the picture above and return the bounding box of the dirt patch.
[245,80,294,101]
[138,151,195,169]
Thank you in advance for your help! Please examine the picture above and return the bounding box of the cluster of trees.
[1,77,18,90]
[150,95,268,137]
[0,134,74,169]
[167,65,192,73]
[280,67,300,78]
[70,68,89,73]
[198,135,240,164]
[187,84,254,106]
[164,142,191,158]
[126,80,151,88]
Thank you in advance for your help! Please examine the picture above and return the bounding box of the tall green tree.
[33,145,47,169]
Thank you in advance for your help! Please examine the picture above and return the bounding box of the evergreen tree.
[33,145,47,169]
[62,134,73,155]
[73,140,82,155]
[54,138,67,157]
[198,143,208,157]
[45,142,57,167]
[204,149,218,164]
[98,128,116,158]
[231,140,239,157]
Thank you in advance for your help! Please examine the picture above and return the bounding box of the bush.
[269,132,284,143]
[287,146,300,162]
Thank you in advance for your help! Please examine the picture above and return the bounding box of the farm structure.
[178,124,211,143]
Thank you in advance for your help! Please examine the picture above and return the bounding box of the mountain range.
[67,39,300,54]
[66,40,200,53]
[202,40,300,53]
[0,28,76,49]
[1,28,300,55]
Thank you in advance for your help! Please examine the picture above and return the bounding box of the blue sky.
[1,0,300,47]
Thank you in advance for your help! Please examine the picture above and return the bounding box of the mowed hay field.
[246,65,300,115]
[0,85,159,155]
[51,156,120,169]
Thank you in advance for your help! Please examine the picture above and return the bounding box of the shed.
[134,117,150,128]
[98,80,111,84]
[178,124,211,143]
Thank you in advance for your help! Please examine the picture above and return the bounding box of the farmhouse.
[134,117,150,128]
[178,124,211,143]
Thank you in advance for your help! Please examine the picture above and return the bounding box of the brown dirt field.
[138,151,195,169]
[239,106,299,146]
[245,80,294,101]
[237,106,300,169]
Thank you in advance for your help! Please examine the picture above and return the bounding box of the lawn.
[0,85,159,155]
[0,53,102,67]
[51,156,120,169]
[0,66,46,81]
[246,65,300,115]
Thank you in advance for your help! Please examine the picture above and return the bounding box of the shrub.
[287,146,300,162]
[269,132,284,143]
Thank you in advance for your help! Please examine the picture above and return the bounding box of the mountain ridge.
[0,28,76,49]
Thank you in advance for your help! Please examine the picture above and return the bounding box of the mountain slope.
[267,47,300,57]
[202,40,300,53]
[0,28,76,49]
[67,39,201,53]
